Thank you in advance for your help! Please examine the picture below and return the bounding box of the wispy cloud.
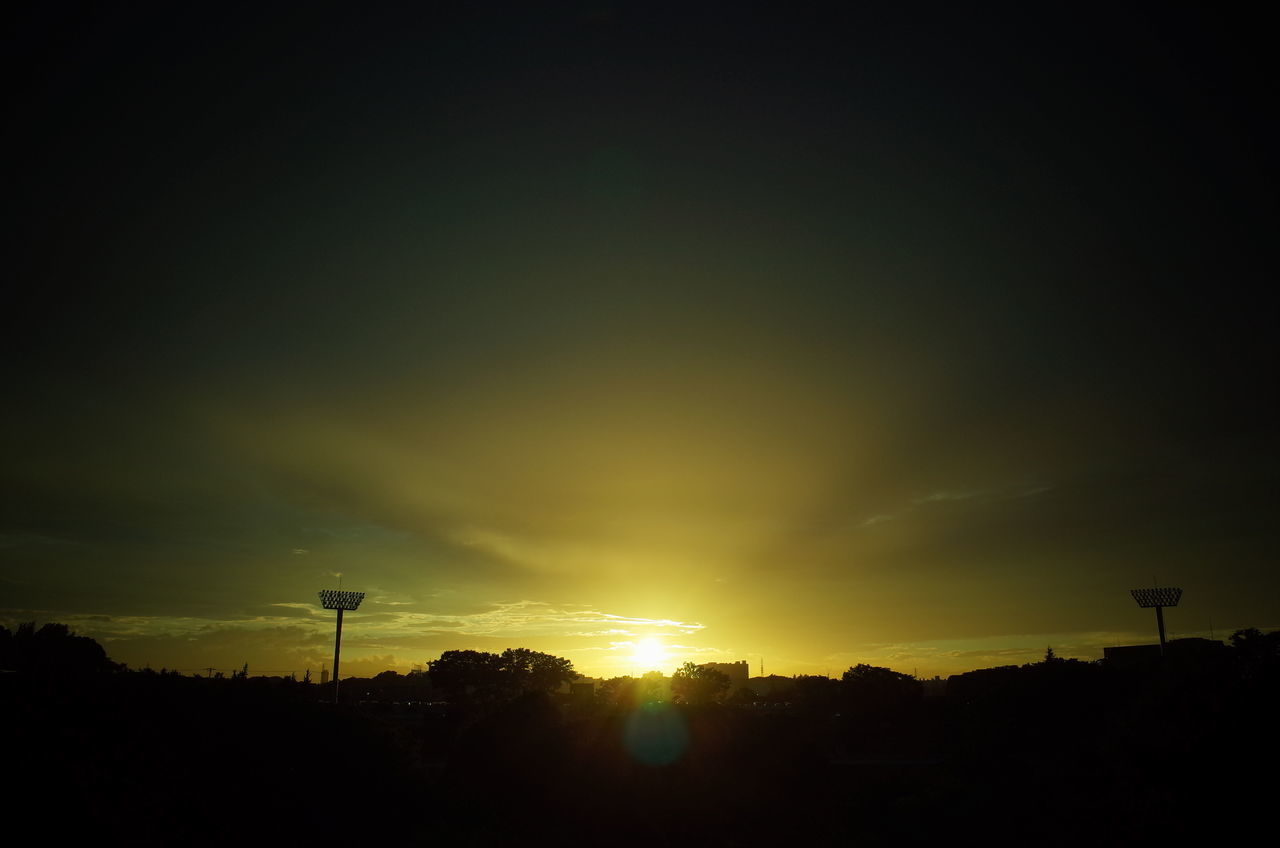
[1,599,705,657]
[861,482,1053,528]
[367,600,705,639]
[270,602,323,616]
[911,489,985,504]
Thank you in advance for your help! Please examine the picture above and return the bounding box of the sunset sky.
[6,4,1276,679]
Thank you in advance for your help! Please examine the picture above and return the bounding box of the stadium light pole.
[318,589,365,703]
[1130,587,1182,656]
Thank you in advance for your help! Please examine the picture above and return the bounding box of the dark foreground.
[5,651,1276,847]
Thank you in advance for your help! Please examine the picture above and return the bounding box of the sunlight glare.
[632,637,668,670]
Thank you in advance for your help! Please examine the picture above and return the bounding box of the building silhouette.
[698,661,750,692]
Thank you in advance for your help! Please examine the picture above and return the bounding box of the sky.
[5,3,1276,680]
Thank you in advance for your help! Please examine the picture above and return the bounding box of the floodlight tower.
[318,589,365,703]
[1130,587,1182,656]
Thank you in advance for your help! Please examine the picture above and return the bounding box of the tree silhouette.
[0,621,120,675]
[671,662,730,705]
[597,675,638,708]
[499,648,576,692]
[1230,628,1280,678]
[428,650,505,701]
[638,670,668,703]
[428,648,575,704]
[840,664,921,717]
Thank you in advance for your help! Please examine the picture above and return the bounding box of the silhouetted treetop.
[840,664,921,715]
[841,663,917,686]
[1230,628,1280,677]
[671,662,730,705]
[596,675,638,708]
[427,648,575,703]
[0,621,120,675]
[499,647,576,692]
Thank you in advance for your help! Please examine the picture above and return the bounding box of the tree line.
[6,619,1277,710]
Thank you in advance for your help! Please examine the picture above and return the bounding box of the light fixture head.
[1130,587,1182,608]
[319,589,365,610]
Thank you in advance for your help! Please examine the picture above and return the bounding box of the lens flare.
[623,701,688,766]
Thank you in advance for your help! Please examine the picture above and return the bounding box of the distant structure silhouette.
[698,661,750,692]
[1130,586,1182,656]
[318,589,365,702]
[1103,636,1225,668]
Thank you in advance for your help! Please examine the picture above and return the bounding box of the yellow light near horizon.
[632,637,667,670]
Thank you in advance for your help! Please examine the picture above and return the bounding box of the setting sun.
[632,637,668,670]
